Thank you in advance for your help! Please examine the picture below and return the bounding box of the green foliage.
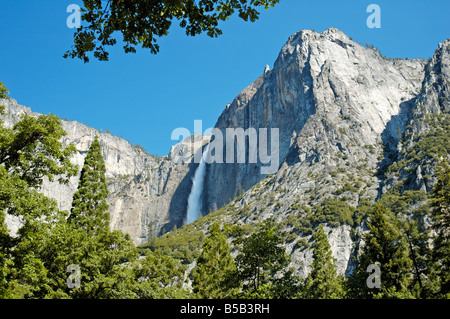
[335,182,359,195]
[0,177,64,298]
[0,81,9,99]
[68,135,109,236]
[232,219,299,298]
[410,114,450,160]
[0,208,10,298]
[2,135,142,298]
[132,251,191,299]
[191,223,236,298]
[65,0,279,62]
[431,158,450,237]
[50,138,144,298]
[0,113,77,188]
[281,211,313,238]
[347,204,416,298]
[387,113,450,180]
[353,198,372,226]
[0,127,188,299]
[429,158,450,297]
[32,223,139,298]
[313,198,355,227]
[378,190,428,215]
[282,197,358,242]
[397,215,433,298]
[143,226,205,264]
[0,110,79,298]
[301,225,345,299]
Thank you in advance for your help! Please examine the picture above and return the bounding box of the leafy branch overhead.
[64,0,279,62]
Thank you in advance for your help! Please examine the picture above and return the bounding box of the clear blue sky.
[0,0,448,156]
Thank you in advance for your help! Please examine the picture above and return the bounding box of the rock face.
[2,29,449,278]
[382,38,450,194]
[0,98,195,245]
[204,28,427,215]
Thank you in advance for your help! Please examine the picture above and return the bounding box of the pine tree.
[302,225,344,299]
[68,135,109,235]
[192,223,236,298]
[0,205,11,298]
[132,250,191,299]
[233,219,298,298]
[54,135,140,298]
[347,204,414,298]
[430,158,450,297]
[399,218,429,298]
[0,81,9,99]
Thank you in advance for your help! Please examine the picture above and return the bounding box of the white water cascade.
[185,145,210,224]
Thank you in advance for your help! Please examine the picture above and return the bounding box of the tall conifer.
[302,225,344,299]
[69,135,109,235]
[430,159,450,297]
[60,135,139,298]
[348,204,414,298]
[192,223,236,298]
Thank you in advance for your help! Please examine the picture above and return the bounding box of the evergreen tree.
[0,81,8,99]
[0,200,11,298]
[1,132,139,298]
[302,225,344,299]
[0,106,77,298]
[347,204,415,298]
[68,135,109,236]
[2,134,140,299]
[132,251,191,299]
[430,158,450,297]
[0,110,77,189]
[397,215,432,298]
[56,135,140,298]
[192,223,236,298]
[233,219,298,298]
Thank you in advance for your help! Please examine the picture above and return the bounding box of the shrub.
[0,81,9,99]
[313,198,355,227]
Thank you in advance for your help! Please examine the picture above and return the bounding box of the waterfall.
[185,144,209,224]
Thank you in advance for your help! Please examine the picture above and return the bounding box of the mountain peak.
[320,27,348,38]
[285,27,350,47]
[208,27,428,219]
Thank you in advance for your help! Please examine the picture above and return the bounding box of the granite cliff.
[0,98,197,245]
[204,27,427,215]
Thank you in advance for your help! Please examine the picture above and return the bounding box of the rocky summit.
[2,28,449,278]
